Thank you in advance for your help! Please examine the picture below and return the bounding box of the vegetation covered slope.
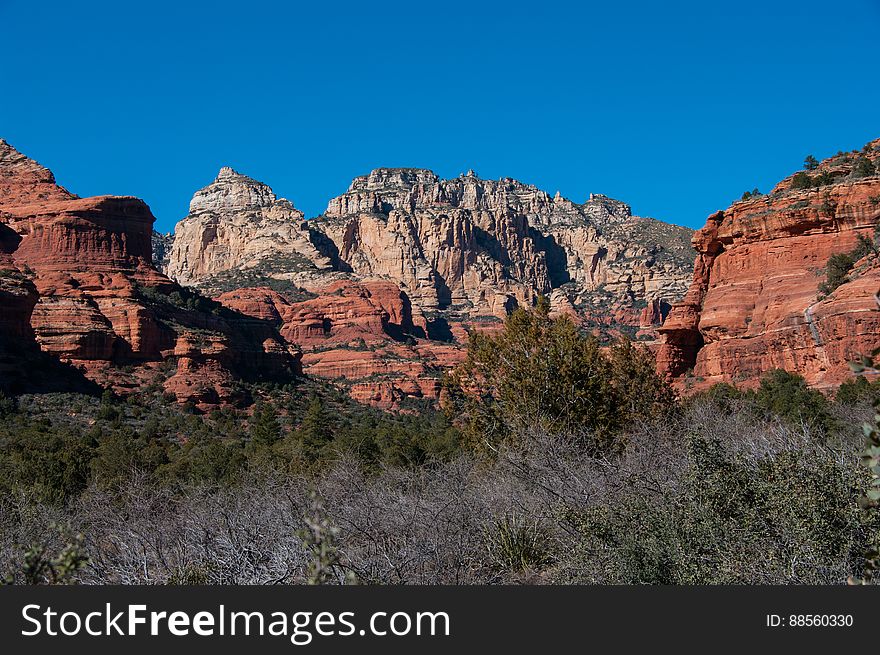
[2,304,879,585]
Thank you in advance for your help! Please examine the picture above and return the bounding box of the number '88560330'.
[788,615,853,627]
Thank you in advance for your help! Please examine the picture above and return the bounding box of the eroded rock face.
[169,164,695,408]
[0,223,39,393]
[152,230,174,272]
[165,167,332,290]
[168,166,694,326]
[0,224,37,343]
[0,143,55,388]
[315,169,694,323]
[217,279,459,410]
[0,138,75,206]
[657,141,880,390]
[0,139,300,407]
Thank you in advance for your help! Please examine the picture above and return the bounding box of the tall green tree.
[249,401,282,447]
[299,395,334,463]
[608,337,677,422]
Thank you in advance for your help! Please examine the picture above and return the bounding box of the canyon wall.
[166,165,695,407]
[216,280,464,410]
[166,166,694,325]
[316,169,693,323]
[658,141,880,390]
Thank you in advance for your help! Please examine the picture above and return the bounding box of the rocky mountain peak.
[351,168,441,193]
[216,165,239,180]
[166,167,325,288]
[188,166,289,214]
[581,193,632,223]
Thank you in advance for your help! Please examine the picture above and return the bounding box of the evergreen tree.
[804,154,819,171]
[608,337,677,424]
[753,369,836,433]
[299,395,334,463]
[250,401,282,447]
[97,389,120,422]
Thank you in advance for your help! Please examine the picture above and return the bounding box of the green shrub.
[96,390,120,422]
[158,435,246,486]
[819,234,876,296]
[688,382,744,414]
[485,516,553,573]
[0,391,15,417]
[0,426,96,503]
[444,299,676,455]
[853,157,876,179]
[790,170,835,190]
[560,434,871,584]
[836,375,880,405]
[3,528,88,585]
[813,171,836,186]
[820,252,856,295]
[790,172,813,189]
[753,369,836,434]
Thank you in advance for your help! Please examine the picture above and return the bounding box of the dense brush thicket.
[1,305,879,585]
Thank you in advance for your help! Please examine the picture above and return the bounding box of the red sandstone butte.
[657,141,880,391]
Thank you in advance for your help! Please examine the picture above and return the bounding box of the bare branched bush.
[1,395,875,585]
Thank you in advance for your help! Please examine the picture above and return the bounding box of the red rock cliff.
[217,280,464,410]
[0,139,300,407]
[657,141,880,390]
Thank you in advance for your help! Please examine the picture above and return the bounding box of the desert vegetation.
[819,229,879,296]
[1,305,879,585]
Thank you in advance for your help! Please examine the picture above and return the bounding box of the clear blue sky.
[2,0,878,233]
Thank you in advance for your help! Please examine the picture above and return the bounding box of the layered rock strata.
[168,166,694,328]
[168,165,694,406]
[657,141,880,389]
[165,167,332,290]
[0,139,299,407]
[217,279,464,410]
